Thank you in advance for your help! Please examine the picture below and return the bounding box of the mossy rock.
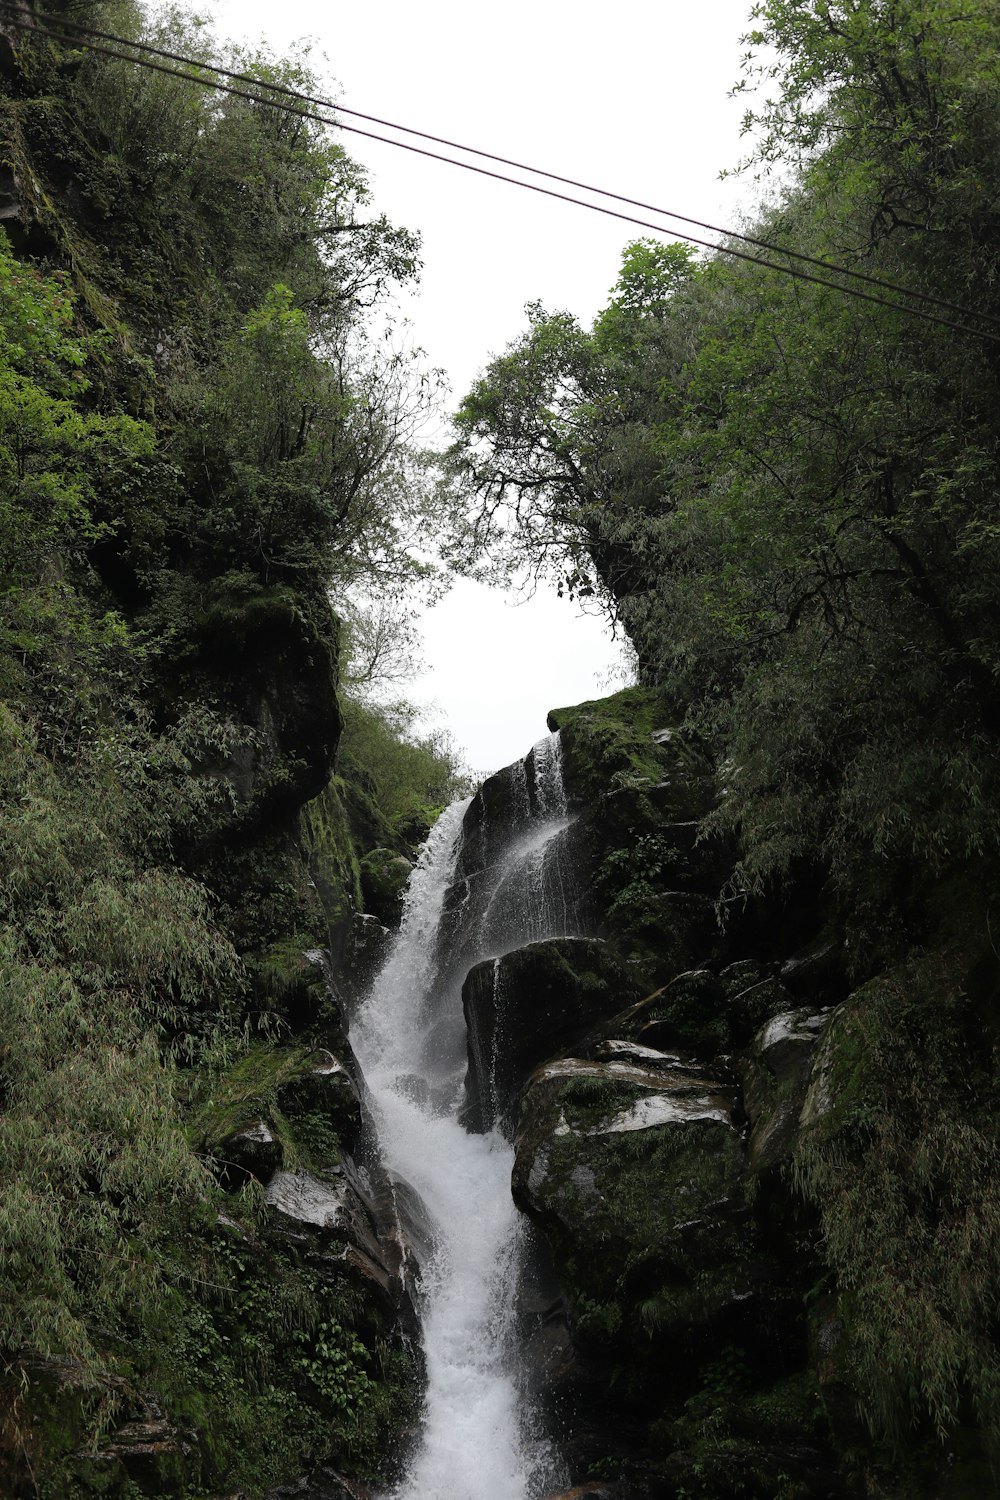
[547,687,700,805]
[544,688,729,974]
[599,970,734,1059]
[358,847,412,927]
[193,579,303,649]
[249,937,329,1026]
[275,1050,363,1147]
[793,953,1000,1471]
[191,1042,360,1176]
[462,937,644,1132]
[299,778,364,962]
[652,1368,835,1499]
[514,1056,749,1362]
[337,763,401,860]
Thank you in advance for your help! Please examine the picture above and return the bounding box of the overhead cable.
[1,6,997,344]
[11,1,993,332]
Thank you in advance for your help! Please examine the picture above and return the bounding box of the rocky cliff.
[460,688,998,1500]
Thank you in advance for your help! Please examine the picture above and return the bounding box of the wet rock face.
[509,1012,838,1494]
[340,913,391,1003]
[462,938,643,1134]
[740,1007,833,1176]
[432,736,595,1007]
[456,736,575,878]
[264,1159,426,1338]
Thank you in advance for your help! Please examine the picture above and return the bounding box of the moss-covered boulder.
[264,1159,426,1343]
[358,847,412,927]
[547,687,709,810]
[513,1050,749,1359]
[191,1041,363,1178]
[217,1118,285,1186]
[545,689,732,975]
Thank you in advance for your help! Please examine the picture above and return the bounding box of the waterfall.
[351,735,574,1500]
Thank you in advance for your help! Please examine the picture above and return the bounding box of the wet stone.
[462,938,643,1134]
[740,1006,834,1176]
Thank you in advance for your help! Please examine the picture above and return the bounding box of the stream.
[351,735,575,1500]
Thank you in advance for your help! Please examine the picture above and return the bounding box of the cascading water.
[351,734,576,1500]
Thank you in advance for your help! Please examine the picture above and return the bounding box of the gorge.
[5,1,1000,1497]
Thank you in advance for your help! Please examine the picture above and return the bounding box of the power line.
[2,7,997,345]
[12,1,994,334]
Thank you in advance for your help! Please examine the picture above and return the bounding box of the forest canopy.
[448,0,1000,943]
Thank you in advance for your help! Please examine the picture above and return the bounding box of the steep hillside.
[0,3,460,1494]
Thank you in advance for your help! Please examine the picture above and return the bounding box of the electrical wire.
[8,0,994,333]
[1,5,997,344]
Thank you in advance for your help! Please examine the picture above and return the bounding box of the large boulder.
[741,1007,833,1177]
[433,735,595,1007]
[513,1048,749,1358]
[462,938,643,1132]
[265,1158,429,1338]
[216,1117,284,1187]
[193,1042,365,1186]
[275,1047,364,1148]
[575,967,794,1062]
[546,689,732,974]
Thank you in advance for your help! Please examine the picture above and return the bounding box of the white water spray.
[351,737,573,1500]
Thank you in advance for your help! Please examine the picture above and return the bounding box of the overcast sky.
[193,0,757,775]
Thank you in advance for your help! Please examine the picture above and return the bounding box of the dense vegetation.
[7,0,1000,1492]
[449,0,1000,1479]
[0,1,463,1493]
[452,0,1000,928]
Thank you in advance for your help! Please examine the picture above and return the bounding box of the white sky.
[194,0,758,775]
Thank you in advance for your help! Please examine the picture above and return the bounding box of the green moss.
[144,1219,418,1497]
[548,686,682,800]
[249,935,326,1011]
[527,1077,747,1354]
[193,580,304,648]
[299,777,364,938]
[189,1042,353,1172]
[191,1043,307,1135]
[4,1193,420,1497]
[559,1075,639,1126]
[358,846,411,925]
[651,1367,827,1499]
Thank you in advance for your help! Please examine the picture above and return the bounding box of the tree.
[449,0,1000,914]
[447,240,696,623]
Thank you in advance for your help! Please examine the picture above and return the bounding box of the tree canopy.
[448,0,1000,935]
